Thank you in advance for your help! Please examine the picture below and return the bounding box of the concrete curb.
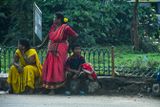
[0,75,155,96]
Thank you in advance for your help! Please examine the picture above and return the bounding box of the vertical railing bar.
[98,49,100,75]
[4,46,6,73]
[108,48,110,75]
[93,49,96,73]
[8,47,11,71]
[84,49,86,61]
[103,50,105,75]
[0,46,2,73]
[87,49,90,62]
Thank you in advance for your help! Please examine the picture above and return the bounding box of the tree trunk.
[132,0,140,51]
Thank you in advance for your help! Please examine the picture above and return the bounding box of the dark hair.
[19,38,30,50]
[55,12,65,24]
[71,44,81,51]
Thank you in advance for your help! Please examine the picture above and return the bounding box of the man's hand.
[73,70,80,74]
[65,71,69,78]
[72,74,78,79]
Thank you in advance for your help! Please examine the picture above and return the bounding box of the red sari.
[42,24,77,89]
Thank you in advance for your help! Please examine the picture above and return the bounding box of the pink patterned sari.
[42,24,77,89]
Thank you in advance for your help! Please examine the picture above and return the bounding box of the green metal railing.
[0,47,111,76]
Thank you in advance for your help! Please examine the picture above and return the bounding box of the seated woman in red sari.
[38,13,78,94]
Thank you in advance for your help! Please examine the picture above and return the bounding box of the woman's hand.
[17,66,23,73]
[21,51,29,63]
[36,35,49,50]
[13,63,23,73]
[36,44,43,50]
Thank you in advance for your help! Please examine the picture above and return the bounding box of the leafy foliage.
[0,0,11,43]
[0,0,159,48]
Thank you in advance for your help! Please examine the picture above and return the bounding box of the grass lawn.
[114,45,160,68]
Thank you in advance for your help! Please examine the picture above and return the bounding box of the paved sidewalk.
[0,93,160,107]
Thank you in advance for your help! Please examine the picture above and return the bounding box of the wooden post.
[111,46,115,77]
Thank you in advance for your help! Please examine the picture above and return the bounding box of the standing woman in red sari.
[38,13,78,94]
